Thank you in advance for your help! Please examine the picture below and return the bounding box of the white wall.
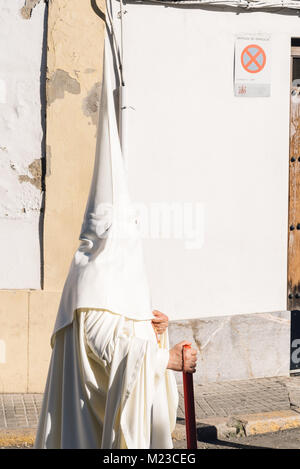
[112,3,299,320]
[0,0,45,288]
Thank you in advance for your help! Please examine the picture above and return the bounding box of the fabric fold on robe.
[34,309,178,449]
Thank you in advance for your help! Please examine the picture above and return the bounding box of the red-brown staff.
[183,344,197,449]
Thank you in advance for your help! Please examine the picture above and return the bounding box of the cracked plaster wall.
[0,0,103,292]
[43,0,105,292]
[0,0,46,288]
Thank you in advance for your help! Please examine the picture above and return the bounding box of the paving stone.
[0,376,299,430]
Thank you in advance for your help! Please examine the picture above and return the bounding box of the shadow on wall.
[17,1,49,288]
[21,0,49,288]
[39,1,48,289]
[90,0,122,90]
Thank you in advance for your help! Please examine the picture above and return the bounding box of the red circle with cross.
[241,44,266,74]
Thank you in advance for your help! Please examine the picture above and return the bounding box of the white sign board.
[234,34,271,97]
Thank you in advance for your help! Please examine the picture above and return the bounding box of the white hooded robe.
[34,28,178,450]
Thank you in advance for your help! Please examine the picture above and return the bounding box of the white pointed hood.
[51,33,153,345]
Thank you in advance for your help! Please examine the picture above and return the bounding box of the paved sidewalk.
[0,394,42,430]
[178,375,300,420]
[0,375,300,446]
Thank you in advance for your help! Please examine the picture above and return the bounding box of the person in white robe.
[34,27,197,450]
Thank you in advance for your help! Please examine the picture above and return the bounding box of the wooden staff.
[183,344,197,449]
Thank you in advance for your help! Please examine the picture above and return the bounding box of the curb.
[172,408,300,442]
[2,409,300,447]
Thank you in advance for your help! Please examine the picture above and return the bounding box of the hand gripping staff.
[183,344,197,449]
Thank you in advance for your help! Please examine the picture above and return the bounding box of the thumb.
[152,322,159,340]
[178,340,192,348]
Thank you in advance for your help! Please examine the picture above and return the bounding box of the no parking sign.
[234,34,271,97]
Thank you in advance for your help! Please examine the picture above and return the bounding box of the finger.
[186,358,196,366]
[153,310,163,317]
[183,353,194,371]
[153,323,166,330]
[186,358,197,368]
[159,314,168,321]
[186,351,197,360]
[185,367,196,374]
[152,323,159,339]
[187,349,197,360]
[152,318,168,323]
[153,312,169,322]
